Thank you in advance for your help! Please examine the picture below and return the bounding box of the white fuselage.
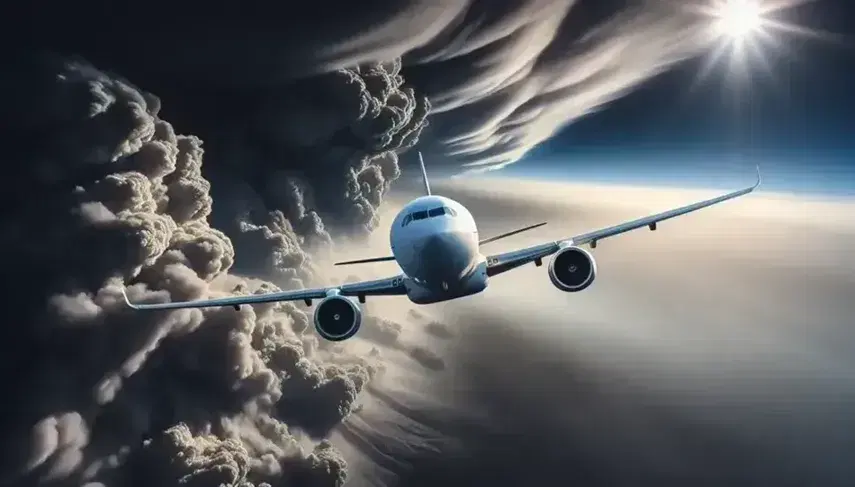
[390,195,487,304]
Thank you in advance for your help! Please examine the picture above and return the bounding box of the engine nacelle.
[548,246,597,292]
[313,295,362,341]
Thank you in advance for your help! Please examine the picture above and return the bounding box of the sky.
[499,0,855,195]
[3,2,854,487]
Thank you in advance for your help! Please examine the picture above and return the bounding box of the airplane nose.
[417,231,474,282]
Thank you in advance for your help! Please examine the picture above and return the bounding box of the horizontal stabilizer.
[334,255,396,266]
[334,222,548,266]
[479,222,547,246]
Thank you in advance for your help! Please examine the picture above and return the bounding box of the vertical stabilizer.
[418,151,432,196]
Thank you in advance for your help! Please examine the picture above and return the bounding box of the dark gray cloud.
[0,56,427,487]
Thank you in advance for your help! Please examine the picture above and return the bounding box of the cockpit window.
[402,206,458,227]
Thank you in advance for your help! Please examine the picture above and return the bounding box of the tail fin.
[418,151,431,196]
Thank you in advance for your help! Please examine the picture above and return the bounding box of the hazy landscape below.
[335,177,855,487]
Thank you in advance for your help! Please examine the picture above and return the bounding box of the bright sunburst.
[686,0,821,87]
[712,0,765,41]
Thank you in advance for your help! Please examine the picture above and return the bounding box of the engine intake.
[313,295,362,341]
[548,246,597,292]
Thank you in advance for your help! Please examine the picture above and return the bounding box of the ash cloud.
[0,56,419,487]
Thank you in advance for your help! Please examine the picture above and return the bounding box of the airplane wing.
[485,166,761,277]
[121,275,408,311]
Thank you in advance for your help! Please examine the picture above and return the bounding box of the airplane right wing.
[121,274,408,311]
[485,166,761,277]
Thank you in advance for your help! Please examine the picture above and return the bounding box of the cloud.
[18,1,709,175]
[0,56,435,487]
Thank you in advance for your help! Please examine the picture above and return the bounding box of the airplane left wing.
[121,275,408,311]
[486,166,761,277]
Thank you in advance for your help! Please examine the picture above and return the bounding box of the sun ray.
[685,41,733,94]
[743,38,776,80]
[762,18,853,46]
[757,0,818,13]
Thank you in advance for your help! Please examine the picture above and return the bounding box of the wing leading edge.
[121,275,408,311]
[486,166,761,277]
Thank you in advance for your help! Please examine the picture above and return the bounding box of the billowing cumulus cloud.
[0,56,429,487]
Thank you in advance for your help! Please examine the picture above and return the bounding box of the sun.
[712,0,765,41]
[691,0,824,50]
[683,0,821,88]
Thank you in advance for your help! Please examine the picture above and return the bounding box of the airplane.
[122,152,761,342]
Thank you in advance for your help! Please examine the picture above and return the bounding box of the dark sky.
[2,3,853,487]
[508,0,855,194]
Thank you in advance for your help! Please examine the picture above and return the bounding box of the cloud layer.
[17,1,709,173]
[0,56,438,487]
[339,179,855,487]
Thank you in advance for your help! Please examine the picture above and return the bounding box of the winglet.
[418,151,431,196]
[120,286,139,310]
[754,165,762,189]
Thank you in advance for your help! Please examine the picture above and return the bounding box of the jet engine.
[313,295,362,341]
[548,246,597,292]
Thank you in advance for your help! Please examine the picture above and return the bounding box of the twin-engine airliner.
[123,153,761,342]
